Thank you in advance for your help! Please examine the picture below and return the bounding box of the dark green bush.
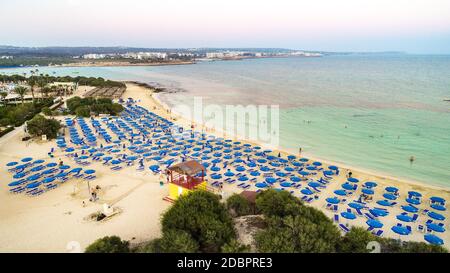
[226,194,252,216]
[27,114,61,139]
[139,230,199,253]
[85,236,130,253]
[161,190,235,252]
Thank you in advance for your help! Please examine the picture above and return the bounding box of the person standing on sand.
[299,147,302,156]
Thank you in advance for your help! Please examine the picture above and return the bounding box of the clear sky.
[1,0,450,53]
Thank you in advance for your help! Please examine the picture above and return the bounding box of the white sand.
[1,82,449,252]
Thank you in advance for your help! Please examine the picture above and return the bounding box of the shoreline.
[150,85,450,193]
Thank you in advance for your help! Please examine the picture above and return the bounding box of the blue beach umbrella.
[84,169,96,175]
[428,211,445,221]
[112,160,122,165]
[366,219,383,229]
[308,182,321,188]
[342,183,355,191]
[30,165,45,172]
[299,158,309,162]
[33,159,45,164]
[383,193,397,200]
[334,189,347,196]
[42,177,55,184]
[424,234,444,246]
[385,186,398,193]
[70,167,83,173]
[341,211,356,220]
[391,225,411,236]
[260,166,271,172]
[312,161,322,166]
[326,197,340,204]
[406,198,421,205]
[401,205,418,213]
[347,177,359,183]
[280,182,292,187]
[26,182,41,189]
[236,166,246,172]
[27,174,41,181]
[8,180,24,187]
[328,165,338,170]
[427,223,445,233]
[7,161,18,167]
[364,181,377,188]
[59,165,70,170]
[211,166,221,172]
[370,208,389,217]
[290,176,301,182]
[301,188,314,195]
[306,166,317,171]
[430,196,445,203]
[298,171,309,176]
[21,157,33,162]
[431,204,446,211]
[396,214,413,222]
[323,170,334,176]
[348,202,364,210]
[265,177,277,184]
[211,174,222,180]
[250,171,260,177]
[238,176,249,182]
[224,171,235,177]
[46,162,58,167]
[55,172,68,178]
[369,209,389,217]
[362,188,374,195]
[377,200,394,207]
[408,191,422,197]
[256,183,268,188]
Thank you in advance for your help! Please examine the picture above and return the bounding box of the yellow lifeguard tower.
[164,160,206,202]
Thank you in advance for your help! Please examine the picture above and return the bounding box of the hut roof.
[168,160,205,176]
[240,191,257,204]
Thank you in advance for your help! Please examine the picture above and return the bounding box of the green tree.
[221,239,251,253]
[161,190,235,252]
[28,77,37,102]
[14,86,28,105]
[26,114,61,139]
[255,189,302,217]
[75,105,91,117]
[254,190,341,253]
[140,230,199,253]
[0,91,7,104]
[42,107,53,116]
[37,79,48,98]
[85,236,130,253]
[337,227,378,253]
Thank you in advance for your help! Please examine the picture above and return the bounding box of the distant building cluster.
[0,56,14,60]
[81,52,189,60]
[205,51,322,59]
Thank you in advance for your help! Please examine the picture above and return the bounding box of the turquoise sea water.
[1,55,449,186]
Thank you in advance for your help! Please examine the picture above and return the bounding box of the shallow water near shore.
[1,54,449,186]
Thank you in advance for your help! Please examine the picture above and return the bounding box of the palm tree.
[14,86,28,105]
[28,77,37,103]
[37,79,48,99]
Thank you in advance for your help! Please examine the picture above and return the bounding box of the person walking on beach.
[299,147,302,156]
[347,171,353,178]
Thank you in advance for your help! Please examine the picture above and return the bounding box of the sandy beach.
[0,82,449,252]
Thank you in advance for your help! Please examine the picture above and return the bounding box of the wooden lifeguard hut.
[165,160,206,201]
